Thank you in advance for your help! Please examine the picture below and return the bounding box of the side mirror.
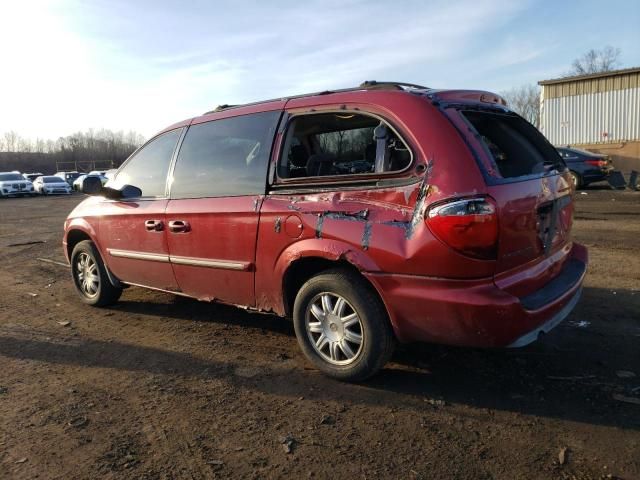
[80,176,103,195]
[81,176,142,199]
[102,184,143,200]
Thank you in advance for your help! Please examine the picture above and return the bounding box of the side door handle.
[145,219,164,232]
[168,220,191,233]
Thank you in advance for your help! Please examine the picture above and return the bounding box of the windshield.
[0,173,23,181]
[44,177,64,183]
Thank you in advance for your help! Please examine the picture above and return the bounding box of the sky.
[1,0,639,141]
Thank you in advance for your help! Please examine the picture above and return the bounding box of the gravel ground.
[0,187,638,480]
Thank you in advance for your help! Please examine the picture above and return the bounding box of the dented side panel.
[253,95,498,314]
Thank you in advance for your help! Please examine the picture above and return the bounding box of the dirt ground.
[0,187,639,480]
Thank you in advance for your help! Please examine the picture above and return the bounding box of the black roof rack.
[359,80,430,90]
[203,80,430,115]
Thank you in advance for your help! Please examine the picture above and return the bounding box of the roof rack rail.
[203,104,239,115]
[202,81,430,115]
[359,80,430,90]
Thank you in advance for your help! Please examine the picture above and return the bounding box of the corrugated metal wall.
[540,87,640,145]
[542,71,640,99]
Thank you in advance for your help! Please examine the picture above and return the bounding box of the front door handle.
[168,220,191,233]
[145,219,164,232]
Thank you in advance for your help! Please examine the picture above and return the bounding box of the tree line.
[0,128,146,166]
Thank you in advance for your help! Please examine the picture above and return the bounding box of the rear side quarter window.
[277,112,412,181]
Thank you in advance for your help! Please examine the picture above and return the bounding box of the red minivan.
[63,81,587,381]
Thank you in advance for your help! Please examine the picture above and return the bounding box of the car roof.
[154,81,507,137]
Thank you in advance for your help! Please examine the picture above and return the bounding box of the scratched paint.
[315,209,369,238]
[315,214,325,238]
[274,217,282,233]
[361,222,372,250]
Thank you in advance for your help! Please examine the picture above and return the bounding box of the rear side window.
[278,112,411,179]
[117,129,182,197]
[462,111,563,179]
[170,111,280,199]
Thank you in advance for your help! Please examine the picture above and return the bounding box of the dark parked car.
[556,147,613,188]
[63,81,587,381]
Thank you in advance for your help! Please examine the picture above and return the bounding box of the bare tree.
[500,84,540,127]
[570,46,621,75]
[3,131,20,152]
[0,128,145,167]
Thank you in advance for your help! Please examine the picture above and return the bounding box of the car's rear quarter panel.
[255,92,497,316]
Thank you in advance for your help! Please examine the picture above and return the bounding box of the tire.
[70,240,122,307]
[569,171,582,189]
[293,268,395,382]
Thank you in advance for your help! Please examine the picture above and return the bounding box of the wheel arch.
[65,221,123,289]
[66,229,93,260]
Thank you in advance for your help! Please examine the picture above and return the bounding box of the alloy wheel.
[305,292,364,365]
[75,252,100,298]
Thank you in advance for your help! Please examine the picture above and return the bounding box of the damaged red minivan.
[63,81,587,381]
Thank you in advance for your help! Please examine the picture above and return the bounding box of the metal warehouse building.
[539,67,640,172]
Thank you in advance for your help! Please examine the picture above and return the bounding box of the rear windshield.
[462,110,564,179]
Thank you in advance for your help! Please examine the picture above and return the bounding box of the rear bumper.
[582,168,611,183]
[364,243,588,347]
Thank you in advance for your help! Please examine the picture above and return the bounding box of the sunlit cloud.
[0,0,638,140]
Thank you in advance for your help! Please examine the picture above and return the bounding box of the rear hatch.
[444,104,574,299]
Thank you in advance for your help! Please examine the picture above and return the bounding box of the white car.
[73,174,108,191]
[54,171,81,186]
[0,172,36,197]
[23,172,44,182]
[33,176,72,195]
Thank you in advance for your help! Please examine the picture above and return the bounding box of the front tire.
[293,269,395,382]
[71,240,122,306]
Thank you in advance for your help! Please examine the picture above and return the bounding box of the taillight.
[585,159,608,168]
[426,197,498,260]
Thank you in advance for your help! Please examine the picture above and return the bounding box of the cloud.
[1,0,543,139]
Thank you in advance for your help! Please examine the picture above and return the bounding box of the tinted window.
[170,111,279,199]
[278,112,411,179]
[116,129,181,197]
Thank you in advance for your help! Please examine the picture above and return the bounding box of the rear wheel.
[569,171,582,189]
[293,269,395,382]
[71,240,122,306]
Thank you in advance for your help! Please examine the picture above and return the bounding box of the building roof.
[538,66,640,86]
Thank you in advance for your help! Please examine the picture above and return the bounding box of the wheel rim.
[74,252,100,298]
[570,173,578,188]
[305,292,364,365]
